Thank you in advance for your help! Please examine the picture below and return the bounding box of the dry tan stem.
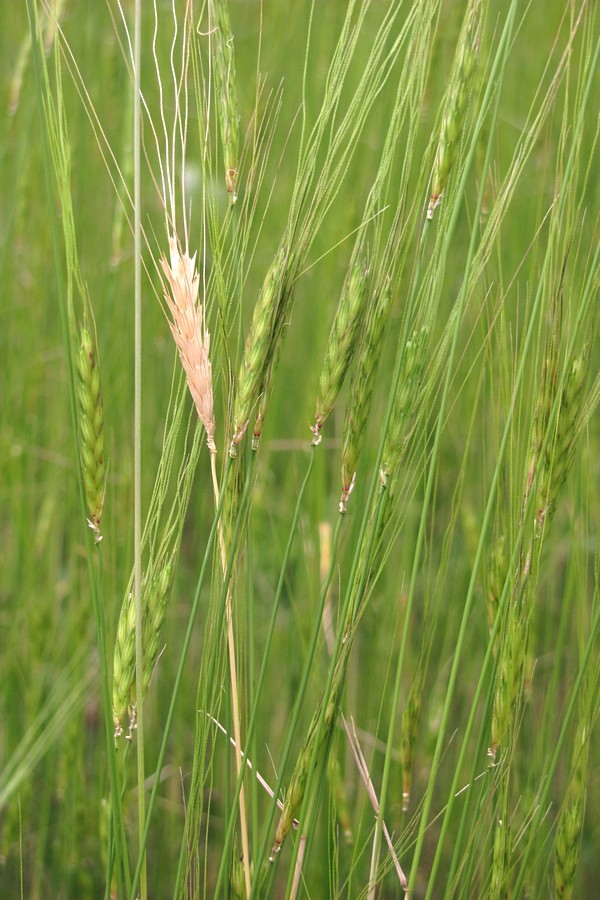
[342,714,408,896]
[290,833,308,900]
[162,231,249,893]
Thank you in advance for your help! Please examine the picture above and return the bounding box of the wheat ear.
[231,242,292,451]
[76,323,105,540]
[312,258,370,443]
[112,558,174,739]
[427,0,483,219]
[554,685,592,899]
[161,234,216,453]
[208,0,240,204]
[340,279,391,511]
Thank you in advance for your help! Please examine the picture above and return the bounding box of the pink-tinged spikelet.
[161,235,216,452]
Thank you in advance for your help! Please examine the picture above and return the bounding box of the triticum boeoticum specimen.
[76,323,105,540]
[427,0,483,219]
[161,234,216,452]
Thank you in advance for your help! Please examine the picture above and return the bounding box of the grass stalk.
[133,454,234,900]
[213,449,316,897]
[211,449,252,898]
[132,1,147,896]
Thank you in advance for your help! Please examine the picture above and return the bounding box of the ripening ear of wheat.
[76,322,106,540]
[427,0,483,219]
[161,234,216,454]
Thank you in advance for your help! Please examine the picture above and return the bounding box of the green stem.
[132,0,146,897]
[213,448,316,898]
[134,455,234,900]
[512,595,600,898]
[282,487,387,899]
[252,480,345,898]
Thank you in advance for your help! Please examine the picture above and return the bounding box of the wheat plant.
[2,1,598,898]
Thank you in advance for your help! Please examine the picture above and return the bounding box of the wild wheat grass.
[8,1,600,897]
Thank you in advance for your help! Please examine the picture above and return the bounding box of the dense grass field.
[1,1,598,897]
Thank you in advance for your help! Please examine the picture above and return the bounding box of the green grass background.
[0,1,598,897]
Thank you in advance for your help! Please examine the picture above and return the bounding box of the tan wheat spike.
[161,234,216,452]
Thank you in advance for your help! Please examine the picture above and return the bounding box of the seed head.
[427,0,483,219]
[76,324,105,540]
[161,235,216,452]
[231,243,292,452]
[209,0,240,203]
[313,259,370,444]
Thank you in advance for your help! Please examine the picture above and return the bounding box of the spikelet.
[312,259,369,444]
[340,279,391,511]
[380,326,429,492]
[230,837,247,899]
[251,333,281,450]
[209,0,240,204]
[112,557,174,740]
[76,323,105,540]
[490,343,589,761]
[327,748,353,843]
[400,675,423,811]
[553,690,592,899]
[112,584,137,738]
[536,350,589,533]
[231,243,292,452]
[161,234,216,452]
[427,0,483,219]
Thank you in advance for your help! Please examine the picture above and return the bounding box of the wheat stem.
[210,451,252,899]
